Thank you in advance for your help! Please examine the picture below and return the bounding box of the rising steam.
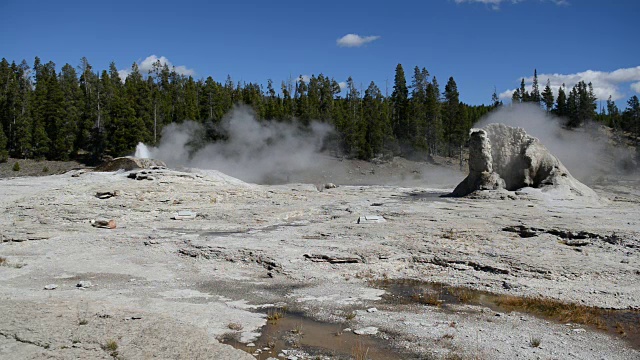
[138,106,334,184]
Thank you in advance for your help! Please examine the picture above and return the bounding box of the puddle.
[223,310,404,360]
[373,279,640,350]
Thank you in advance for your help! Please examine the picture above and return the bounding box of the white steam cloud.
[144,106,333,184]
[336,34,381,48]
[475,103,636,182]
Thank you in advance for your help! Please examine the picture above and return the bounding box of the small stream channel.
[373,279,640,350]
[224,280,638,359]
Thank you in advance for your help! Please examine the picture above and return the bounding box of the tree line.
[0,57,493,164]
[510,69,640,138]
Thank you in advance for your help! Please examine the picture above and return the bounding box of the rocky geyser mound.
[94,156,167,172]
[451,123,595,197]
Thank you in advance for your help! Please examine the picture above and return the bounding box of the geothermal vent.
[451,123,595,197]
[94,156,167,172]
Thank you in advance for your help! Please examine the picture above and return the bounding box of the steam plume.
[142,106,333,184]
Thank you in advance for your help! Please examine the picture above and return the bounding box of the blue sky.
[1,0,638,105]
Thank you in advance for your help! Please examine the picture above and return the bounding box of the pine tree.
[553,84,567,118]
[566,81,597,127]
[30,58,52,159]
[12,60,33,158]
[530,69,541,105]
[125,62,153,143]
[541,79,554,112]
[391,64,409,145]
[338,76,364,157]
[410,67,429,150]
[281,80,293,121]
[295,75,310,124]
[265,79,279,120]
[491,86,502,108]
[624,95,640,145]
[0,125,8,162]
[58,63,81,158]
[362,81,385,159]
[606,96,620,130]
[425,76,441,156]
[442,76,461,157]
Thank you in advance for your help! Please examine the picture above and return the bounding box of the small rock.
[247,343,255,347]
[357,215,386,224]
[91,219,116,229]
[572,328,586,333]
[76,281,92,288]
[366,307,378,313]
[287,356,298,360]
[353,326,378,335]
[43,284,58,290]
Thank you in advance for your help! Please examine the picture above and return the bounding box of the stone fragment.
[357,215,386,224]
[96,190,119,199]
[76,281,92,289]
[91,219,116,229]
[44,284,58,290]
[354,326,379,335]
[173,210,197,220]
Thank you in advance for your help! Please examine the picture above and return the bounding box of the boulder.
[94,156,166,172]
[451,123,595,197]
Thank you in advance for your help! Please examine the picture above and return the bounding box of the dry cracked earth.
[0,161,639,360]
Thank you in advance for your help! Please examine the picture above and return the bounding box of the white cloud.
[118,69,130,82]
[118,55,195,81]
[499,66,640,101]
[454,0,566,10]
[138,55,195,76]
[336,34,380,48]
[296,75,311,83]
[338,81,347,91]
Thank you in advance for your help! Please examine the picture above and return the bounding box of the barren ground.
[1,157,639,360]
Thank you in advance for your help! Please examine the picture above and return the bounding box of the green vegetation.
[0,56,493,164]
[495,295,607,329]
[267,307,285,324]
[529,337,541,348]
[103,339,118,352]
[12,161,20,171]
[0,58,637,165]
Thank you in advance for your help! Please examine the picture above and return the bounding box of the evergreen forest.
[0,57,638,164]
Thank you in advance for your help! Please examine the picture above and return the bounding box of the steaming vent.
[135,142,151,159]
